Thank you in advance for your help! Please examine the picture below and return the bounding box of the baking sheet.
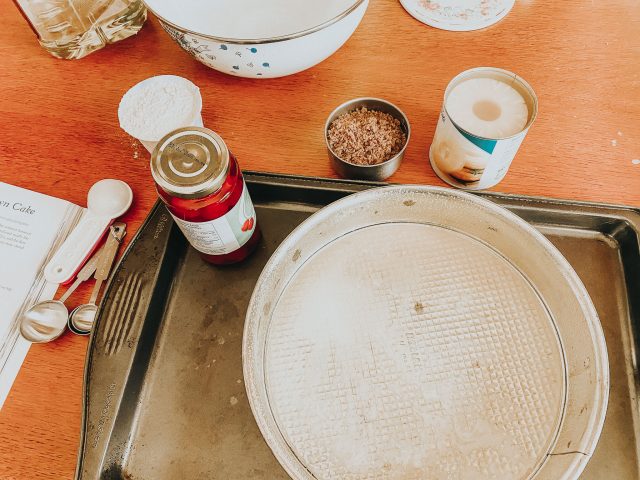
[75,172,640,480]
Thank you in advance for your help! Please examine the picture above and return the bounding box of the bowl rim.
[143,0,368,45]
[324,97,412,169]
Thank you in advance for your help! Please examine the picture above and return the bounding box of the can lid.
[398,0,515,31]
[151,127,230,199]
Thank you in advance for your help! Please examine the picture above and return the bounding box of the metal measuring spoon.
[20,244,106,343]
[69,222,126,335]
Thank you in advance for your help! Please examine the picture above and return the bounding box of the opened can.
[151,127,260,265]
[429,67,538,190]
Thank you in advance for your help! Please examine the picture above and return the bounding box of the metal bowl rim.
[143,0,368,45]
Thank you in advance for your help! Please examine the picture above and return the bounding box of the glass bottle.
[151,127,261,265]
[13,0,147,59]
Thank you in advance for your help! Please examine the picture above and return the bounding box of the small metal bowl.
[325,97,411,181]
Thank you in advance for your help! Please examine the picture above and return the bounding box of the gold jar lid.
[151,127,230,199]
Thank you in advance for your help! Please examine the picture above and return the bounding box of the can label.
[170,181,256,256]
[430,107,528,190]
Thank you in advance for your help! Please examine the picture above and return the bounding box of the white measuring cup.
[44,179,132,285]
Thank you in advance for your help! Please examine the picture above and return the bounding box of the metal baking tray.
[75,172,640,480]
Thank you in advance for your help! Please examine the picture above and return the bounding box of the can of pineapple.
[429,67,538,190]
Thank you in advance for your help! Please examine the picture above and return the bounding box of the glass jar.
[151,127,260,265]
[13,0,147,59]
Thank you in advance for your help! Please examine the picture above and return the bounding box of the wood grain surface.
[0,0,639,478]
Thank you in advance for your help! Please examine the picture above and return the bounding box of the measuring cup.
[69,222,126,335]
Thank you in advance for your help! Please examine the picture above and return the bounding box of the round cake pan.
[243,185,608,480]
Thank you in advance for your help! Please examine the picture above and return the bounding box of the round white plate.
[399,0,516,31]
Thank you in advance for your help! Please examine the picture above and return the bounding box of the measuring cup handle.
[44,212,112,284]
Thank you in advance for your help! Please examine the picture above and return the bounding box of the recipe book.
[0,182,84,407]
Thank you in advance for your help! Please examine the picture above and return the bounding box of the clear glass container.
[13,0,147,59]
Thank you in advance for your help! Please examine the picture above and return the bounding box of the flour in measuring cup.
[118,75,203,152]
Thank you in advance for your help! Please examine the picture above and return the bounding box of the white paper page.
[0,328,37,405]
[0,182,83,407]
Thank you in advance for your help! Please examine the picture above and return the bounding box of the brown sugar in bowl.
[325,98,411,181]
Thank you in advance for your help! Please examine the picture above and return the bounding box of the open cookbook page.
[0,182,84,407]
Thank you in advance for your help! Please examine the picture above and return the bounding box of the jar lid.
[398,0,515,31]
[151,127,230,199]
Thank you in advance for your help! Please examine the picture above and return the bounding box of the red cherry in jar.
[151,127,260,265]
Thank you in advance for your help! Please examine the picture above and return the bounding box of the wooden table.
[0,0,638,478]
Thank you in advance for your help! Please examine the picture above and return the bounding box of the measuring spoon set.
[20,179,133,344]
[20,222,126,343]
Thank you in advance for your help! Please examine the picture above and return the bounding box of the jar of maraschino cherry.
[151,127,260,265]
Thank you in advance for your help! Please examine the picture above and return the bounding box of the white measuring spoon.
[44,179,132,285]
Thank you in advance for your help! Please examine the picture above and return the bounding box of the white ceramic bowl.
[144,0,369,78]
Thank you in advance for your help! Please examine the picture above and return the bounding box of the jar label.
[170,181,256,256]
